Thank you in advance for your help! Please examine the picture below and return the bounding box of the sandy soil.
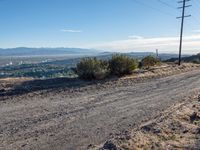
[0,63,200,150]
[96,94,200,150]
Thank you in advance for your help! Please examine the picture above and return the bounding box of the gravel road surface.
[0,69,200,150]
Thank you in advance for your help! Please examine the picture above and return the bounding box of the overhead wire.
[129,0,176,17]
[189,0,200,25]
[156,0,177,9]
[126,0,198,53]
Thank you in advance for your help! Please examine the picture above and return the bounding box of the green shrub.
[76,57,109,80]
[109,54,138,76]
[141,56,160,68]
[192,59,200,64]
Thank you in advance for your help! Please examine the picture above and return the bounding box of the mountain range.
[0,47,99,56]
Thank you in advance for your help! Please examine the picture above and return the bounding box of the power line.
[182,1,200,32]
[156,0,176,9]
[185,0,200,26]
[130,0,175,17]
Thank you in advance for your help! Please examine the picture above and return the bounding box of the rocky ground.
[0,63,200,150]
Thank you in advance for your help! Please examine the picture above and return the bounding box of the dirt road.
[0,69,200,150]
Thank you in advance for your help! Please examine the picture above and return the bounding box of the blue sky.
[0,0,200,54]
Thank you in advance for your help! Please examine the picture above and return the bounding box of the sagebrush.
[109,54,138,76]
[76,57,109,80]
[141,56,160,68]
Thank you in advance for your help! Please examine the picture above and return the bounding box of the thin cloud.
[60,29,82,33]
[128,35,144,39]
[86,34,200,54]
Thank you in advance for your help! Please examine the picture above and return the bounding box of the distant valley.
[0,47,195,79]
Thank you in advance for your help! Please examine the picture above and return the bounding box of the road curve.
[0,69,200,150]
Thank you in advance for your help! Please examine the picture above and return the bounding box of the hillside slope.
[167,53,200,63]
[0,64,200,150]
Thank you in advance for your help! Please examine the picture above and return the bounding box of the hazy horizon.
[0,46,199,55]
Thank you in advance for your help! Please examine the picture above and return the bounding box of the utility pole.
[177,0,191,65]
[156,49,159,59]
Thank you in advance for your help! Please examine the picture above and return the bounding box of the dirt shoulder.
[0,63,200,99]
[96,94,200,150]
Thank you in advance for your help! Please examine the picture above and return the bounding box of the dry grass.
[123,63,200,80]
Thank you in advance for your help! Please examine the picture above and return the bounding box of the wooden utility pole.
[177,0,191,65]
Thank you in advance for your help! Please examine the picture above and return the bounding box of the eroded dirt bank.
[0,64,200,150]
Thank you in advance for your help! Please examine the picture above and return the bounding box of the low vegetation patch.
[109,55,138,76]
[76,57,109,80]
[140,55,160,69]
[76,55,138,80]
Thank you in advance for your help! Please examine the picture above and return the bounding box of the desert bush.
[109,54,138,76]
[141,56,160,68]
[192,59,200,64]
[76,57,109,80]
